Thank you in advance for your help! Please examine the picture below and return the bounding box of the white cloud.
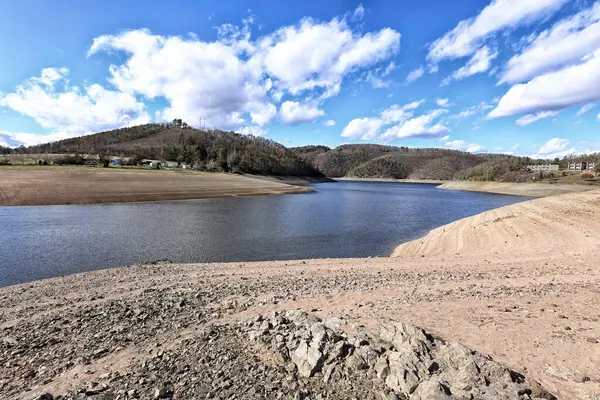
[405,66,424,84]
[439,135,450,142]
[598,112,600,120]
[352,4,365,21]
[84,16,400,131]
[341,117,384,140]
[323,119,336,127]
[576,103,595,116]
[341,100,432,140]
[238,125,266,136]
[88,29,271,129]
[0,68,149,139]
[499,3,600,84]
[259,18,400,97]
[428,0,568,62]
[515,110,558,125]
[444,139,486,153]
[530,137,573,158]
[451,109,477,119]
[382,109,450,139]
[435,98,454,107]
[444,46,497,84]
[279,101,324,124]
[365,62,395,88]
[489,49,600,118]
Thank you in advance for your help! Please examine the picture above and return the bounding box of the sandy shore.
[1,190,600,399]
[337,177,597,197]
[437,180,595,197]
[0,167,312,206]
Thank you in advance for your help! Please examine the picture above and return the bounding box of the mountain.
[25,123,323,177]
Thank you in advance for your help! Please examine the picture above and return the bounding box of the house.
[568,161,597,171]
[527,164,559,173]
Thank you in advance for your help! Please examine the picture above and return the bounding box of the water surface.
[0,181,530,286]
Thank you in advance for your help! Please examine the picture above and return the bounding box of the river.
[0,181,530,286]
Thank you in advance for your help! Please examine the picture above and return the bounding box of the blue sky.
[1,0,600,159]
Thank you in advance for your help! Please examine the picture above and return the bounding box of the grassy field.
[0,166,311,206]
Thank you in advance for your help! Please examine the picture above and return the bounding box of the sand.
[438,180,596,197]
[2,189,600,399]
[0,167,311,206]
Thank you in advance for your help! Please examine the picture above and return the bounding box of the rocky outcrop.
[9,310,556,400]
[244,311,557,400]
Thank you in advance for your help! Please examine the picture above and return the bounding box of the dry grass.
[0,166,311,206]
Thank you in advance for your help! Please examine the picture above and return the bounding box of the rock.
[23,393,53,400]
[290,341,324,378]
[410,380,452,400]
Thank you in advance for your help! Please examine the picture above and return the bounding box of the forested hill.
[25,123,323,177]
[11,122,557,181]
[291,144,541,181]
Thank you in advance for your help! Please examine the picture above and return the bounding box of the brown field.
[0,166,311,206]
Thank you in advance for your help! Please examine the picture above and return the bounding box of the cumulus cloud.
[405,67,424,84]
[499,2,600,84]
[341,117,384,140]
[515,110,558,126]
[84,16,400,131]
[489,49,600,118]
[279,101,325,124]
[341,101,450,141]
[576,103,596,116]
[0,68,149,138]
[238,125,266,136]
[530,137,573,158]
[382,109,450,139]
[259,18,400,97]
[323,119,336,127]
[444,139,486,153]
[443,46,497,84]
[428,0,567,62]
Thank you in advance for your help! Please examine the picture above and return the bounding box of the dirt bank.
[2,190,600,399]
[438,180,595,197]
[0,167,312,206]
[335,177,446,184]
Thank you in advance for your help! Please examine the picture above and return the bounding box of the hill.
[3,123,569,181]
[24,123,323,177]
[291,144,536,181]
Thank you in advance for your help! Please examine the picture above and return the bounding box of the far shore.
[2,189,599,399]
[0,167,313,206]
[336,176,597,197]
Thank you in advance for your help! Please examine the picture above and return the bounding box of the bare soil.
[0,167,311,206]
[1,189,599,399]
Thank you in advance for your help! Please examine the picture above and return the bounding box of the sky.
[1,0,600,159]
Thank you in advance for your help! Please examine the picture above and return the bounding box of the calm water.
[0,181,530,287]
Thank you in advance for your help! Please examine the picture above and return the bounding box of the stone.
[290,341,324,378]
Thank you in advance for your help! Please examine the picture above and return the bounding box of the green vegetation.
[3,122,599,182]
[21,122,322,177]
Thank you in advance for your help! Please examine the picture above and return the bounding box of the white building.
[568,161,597,171]
[527,164,559,173]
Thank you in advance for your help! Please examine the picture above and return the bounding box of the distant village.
[527,161,598,175]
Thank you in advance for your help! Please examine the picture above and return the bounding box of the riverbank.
[438,180,595,197]
[2,190,600,399]
[336,177,597,197]
[0,167,312,206]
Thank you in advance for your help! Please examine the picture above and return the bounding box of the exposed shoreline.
[336,176,597,197]
[0,167,313,206]
[2,189,600,398]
